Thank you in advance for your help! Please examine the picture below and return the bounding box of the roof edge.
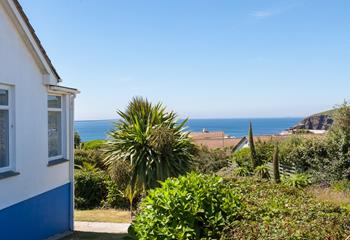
[11,0,61,81]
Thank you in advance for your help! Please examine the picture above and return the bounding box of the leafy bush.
[254,164,270,179]
[83,139,106,150]
[74,131,81,148]
[231,147,251,170]
[130,173,242,239]
[107,160,131,191]
[193,146,231,173]
[332,180,350,192]
[282,173,312,188]
[74,148,105,170]
[103,180,129,209]
[233,166,250,177]
[255,139,275,164]
[222,177,350,240]
[74,168,108,209]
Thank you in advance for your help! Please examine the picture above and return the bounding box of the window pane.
[0,90,8,106]
[48,111,62,157]
[0,110,9,168]
[48,95,61,108]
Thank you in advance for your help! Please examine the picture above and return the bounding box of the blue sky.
[20,0,350,120]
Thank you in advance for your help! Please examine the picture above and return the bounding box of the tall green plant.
[273,144,281,183]
[326,101,350,180]
[248,121,258,169]
[104,97,195,190]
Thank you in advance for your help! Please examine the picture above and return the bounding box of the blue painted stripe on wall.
[0,183,71,240]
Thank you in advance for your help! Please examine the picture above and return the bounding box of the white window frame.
[48,94,65,161]
[0,84,15,173]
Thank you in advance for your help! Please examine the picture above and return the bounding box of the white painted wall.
[0,3,71,210]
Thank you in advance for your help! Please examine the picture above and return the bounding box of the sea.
[75,118,302,142]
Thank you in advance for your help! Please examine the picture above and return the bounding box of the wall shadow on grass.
[61,231,128,240]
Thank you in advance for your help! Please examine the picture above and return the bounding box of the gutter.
[48,85,80,95]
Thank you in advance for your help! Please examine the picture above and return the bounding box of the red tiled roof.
[190,131,244,150]
[190,131,225,140]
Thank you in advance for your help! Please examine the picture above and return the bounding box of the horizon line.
[75,116,304,122]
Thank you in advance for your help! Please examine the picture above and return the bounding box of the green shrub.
[74,168,108,209]
[231,147,251,170]
[256,139,275,164]
[192,146,231,173]
[332,180,350,192]
[83,139,106,150]
[233,166,250,177]
[254,164,270,179]
[103,180,129,209]
[130,173,242,240]
[222,177,350,240]
[282,173,312,188]
[107,160,131,191]
[74,131,81,148]
[74,148,105,170]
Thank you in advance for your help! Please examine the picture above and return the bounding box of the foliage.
[104,97,196,190]
[282,173,312,188]
[332,180,350,193]
[272,144,281,183]
[75,167,108,209]
[77,162,99,173]
[222,177,350,240]
[103,180,129,209]
[74,148,105,170]
[325,101,350,180]
[255,139,275,164]
[123,184,142,215]
[192,146,231,173]
[74,131,81,148]
[281,136,328,173]
[83,139,106,150]
[233,166,250,177]
[248,121,258,169]
[107,159,131,191]
[254,165,270,179]
[130,173,242,240]
[231,147,251,170]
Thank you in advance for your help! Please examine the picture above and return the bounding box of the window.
[0,86,12,171]
[48,95,63,159]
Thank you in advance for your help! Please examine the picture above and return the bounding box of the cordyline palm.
[104,97,195,191]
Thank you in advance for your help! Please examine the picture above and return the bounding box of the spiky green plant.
[234,166,250,177]
[254,165,270,179]
[273,144,281,183]
[104,97,195,191]
[248,121,258,169]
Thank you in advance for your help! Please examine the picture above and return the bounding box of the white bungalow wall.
[0,3,71,210]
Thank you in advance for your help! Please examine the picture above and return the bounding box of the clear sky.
[20,0,350,120]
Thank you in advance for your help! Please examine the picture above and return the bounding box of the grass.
[75,209,131,223]
[309,186,350,210]
[61,231,127,240]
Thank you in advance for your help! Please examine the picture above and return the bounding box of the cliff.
[290,110,335,131]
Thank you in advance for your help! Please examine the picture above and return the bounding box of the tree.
[74,131,81,148]
[326,101,350,180]
[273,144,281,183]
[104,97,195,191]
[248,121,258,169]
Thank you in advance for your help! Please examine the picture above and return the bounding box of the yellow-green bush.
[130,173,242,239]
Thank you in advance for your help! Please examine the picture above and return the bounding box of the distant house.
[189,131,246,152]
[0,1,78,239]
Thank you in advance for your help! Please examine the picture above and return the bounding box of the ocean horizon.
[75,118,302,142]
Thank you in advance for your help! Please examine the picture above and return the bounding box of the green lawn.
[75,209,131,223]
[62,232,127,240]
